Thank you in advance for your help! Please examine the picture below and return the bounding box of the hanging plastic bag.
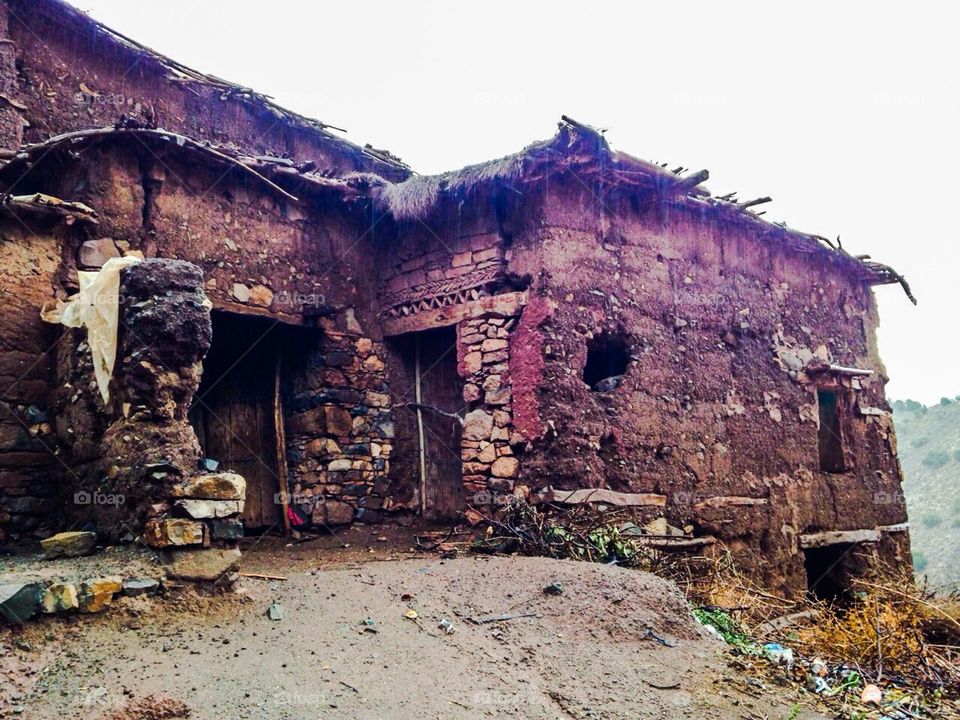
[41,255,142,404]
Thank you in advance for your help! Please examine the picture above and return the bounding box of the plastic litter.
[763,642,794,668]
[438,618,455,634]
[861,683,883,705]
[40,255,142,403]
[404,609,418,620]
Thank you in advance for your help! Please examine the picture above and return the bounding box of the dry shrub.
[792,577,927,678]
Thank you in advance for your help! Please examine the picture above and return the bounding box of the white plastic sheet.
[41,256,142,404]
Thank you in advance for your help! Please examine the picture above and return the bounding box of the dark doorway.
[804,543,854,603]
[190,311,283,530]
[397,327,464,519]
[817,389,847,473]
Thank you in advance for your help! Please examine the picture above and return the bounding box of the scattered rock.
[79,576,123,613]
[0,583,44,624]
[40,530,97,559]
[122,578,160,597]
[267,602,284,621]
[41,582,79,613]
[162,548,242,581]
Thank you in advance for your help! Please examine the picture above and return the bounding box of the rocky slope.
[893,398,960,589]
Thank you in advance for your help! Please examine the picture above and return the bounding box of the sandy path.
[2,554,825,719]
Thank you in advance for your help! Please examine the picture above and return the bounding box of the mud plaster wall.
[0,1,405,179]
[500,179,909,596]
[0,221,67,542]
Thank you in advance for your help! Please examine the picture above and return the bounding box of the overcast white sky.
[76,0,958,404]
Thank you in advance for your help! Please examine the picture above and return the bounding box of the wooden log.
[739,196,772,209]
[538,487,667,507]
[798,529,880,549]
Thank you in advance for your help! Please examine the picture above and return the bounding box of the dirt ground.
[1,527,827,720]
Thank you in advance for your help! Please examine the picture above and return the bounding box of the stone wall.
[498,179,909,596]
[284,315,394,526]
[457,314,523,504]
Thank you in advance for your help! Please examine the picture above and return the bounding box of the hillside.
[892,397,960,589]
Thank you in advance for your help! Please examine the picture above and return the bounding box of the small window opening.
[583,334,630,391]
[817,389,847,473]
[803,544,854,604]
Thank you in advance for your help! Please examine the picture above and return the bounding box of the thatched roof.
[13,0,410,180]
[0,126,361,204]
[354,116,915,303]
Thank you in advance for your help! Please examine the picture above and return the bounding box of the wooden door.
[192,313,281,529]
[416,328,464,519]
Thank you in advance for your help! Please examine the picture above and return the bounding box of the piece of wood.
[634,536,717,550]
[468,612,538,624]
[381,291,527,336]
[239,572,287,581]
[739,196,772,209]
[798,529,880,549]
[539,487,667,507]
[692,496,768,512]
[414,335,427,517]
[274,354,291,538]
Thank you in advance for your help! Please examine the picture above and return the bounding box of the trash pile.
[691,578,960,719]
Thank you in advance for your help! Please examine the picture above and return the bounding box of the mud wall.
[0,220,68,544]
[0,0,406,178]
[502,178,909,596]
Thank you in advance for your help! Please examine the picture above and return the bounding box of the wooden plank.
[799,529,880,549]
[381,291,527,336]
[274,354,291,537]
[537,487,667,507]
[692,496,768,512]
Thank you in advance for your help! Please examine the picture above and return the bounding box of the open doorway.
[190,311,284,531]
[803,543,855,603]
[394,327,465,519]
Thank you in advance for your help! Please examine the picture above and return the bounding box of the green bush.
[914,550,929,572]
[922,450,951,469]
[922,512,943,528]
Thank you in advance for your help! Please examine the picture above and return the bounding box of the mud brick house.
[0,0,915,596]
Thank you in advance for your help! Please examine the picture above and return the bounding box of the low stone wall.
[457,311,525,505]
[284,318,395,525]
